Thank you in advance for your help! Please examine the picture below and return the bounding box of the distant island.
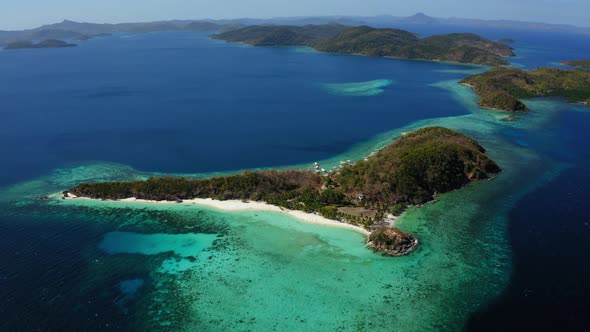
[461,67,590,112]
[64,127,501,256]
[212,24,514,66]
[4,39,77,50]
[561,60,590,69]
[0,19,228,47]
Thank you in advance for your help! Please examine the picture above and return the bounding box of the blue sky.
[0,0,588,30]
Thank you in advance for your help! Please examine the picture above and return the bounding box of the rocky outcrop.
[368,227,418,256]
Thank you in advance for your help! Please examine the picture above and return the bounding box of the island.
[561,60,590,69]
[212,24,514,66]
[4,39,77,50]
[0,19,231,46]
[63,127,501,256]
[461,67,590,112]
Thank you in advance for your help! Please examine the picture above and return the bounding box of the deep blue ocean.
[0,32,473,186]
[1,27,590,331]
[467,109,590,330]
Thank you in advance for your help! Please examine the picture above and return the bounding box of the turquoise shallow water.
[99,231,219,274]
[322,79,394,96]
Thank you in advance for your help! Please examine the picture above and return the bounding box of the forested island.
[461,67,590,112]
[65,127,501,256]
[562,60,590,69]
[4,39,77,50]
[212,24,514,66]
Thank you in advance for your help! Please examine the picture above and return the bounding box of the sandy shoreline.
[63,194,371,236]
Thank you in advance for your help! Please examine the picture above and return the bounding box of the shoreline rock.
[368,227,418,256]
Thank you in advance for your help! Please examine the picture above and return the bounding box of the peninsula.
[212,24,514,66]
[4,39,77,50]
[561,60,590,69]
[461,67,590,112]
[64,127,501,256]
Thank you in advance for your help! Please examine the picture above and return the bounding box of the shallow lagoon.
[322,79,394,96]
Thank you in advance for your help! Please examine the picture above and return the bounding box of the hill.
[403,13,438,25]
[211,24,348,46]
[333,127,500,206]
[213,25,514,66]
[462,67,590,112]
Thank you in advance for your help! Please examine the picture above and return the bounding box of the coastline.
[213,35,503,68]
[62,194,371,236]
[227,42,498,67]
[460,82,526,113]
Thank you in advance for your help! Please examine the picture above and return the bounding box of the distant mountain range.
[0,19,231,45]
[213,13,590,33]
[1,13,589,46]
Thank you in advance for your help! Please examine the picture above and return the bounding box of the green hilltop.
[462,67,590,112]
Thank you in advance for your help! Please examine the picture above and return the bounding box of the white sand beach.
[64,194,371,236]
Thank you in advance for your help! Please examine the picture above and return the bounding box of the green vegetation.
[67,127,500,256]
[70,170,322,202]
[313,25,418,55]
[4,39,77,50]
[211,24,347,47]
[213,25,514,66]
[562,60,590,69]
[334,127,500,208]
[462,67,590,112]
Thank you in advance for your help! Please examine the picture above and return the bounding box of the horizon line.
[2,13,589,32]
